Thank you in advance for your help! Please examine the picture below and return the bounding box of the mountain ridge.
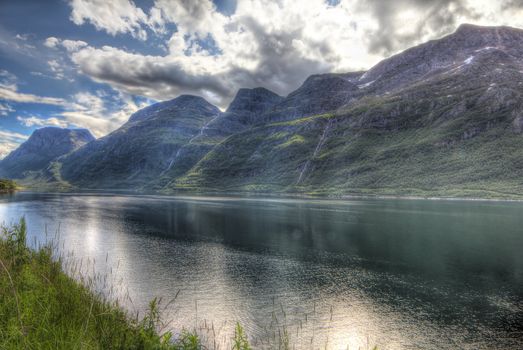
[3,24,523,199]
[0,127,94,179]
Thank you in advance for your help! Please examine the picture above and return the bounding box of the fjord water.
[0,193,521,349]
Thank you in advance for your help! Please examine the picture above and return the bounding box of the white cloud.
[0,142,21,159]
[0,86,66,105]
[0,102,14,116]
[5,90,145,138]
[0,69,18,90]
[15,34,30,41]
[17,115,69,128]
[3,88,146,139]
[44,37,88,52]
[0,69,146,138]
[57,91,149,137]
[66,0,380,107]
[62,39,88,52]
[44,36,60,48]
[58,91,113,136]
[0,130,28,159]
[0,69,66,105]
[47,59,66,80]
[0,130,27,141]
[69,0,148,40]
[62,0,523,109]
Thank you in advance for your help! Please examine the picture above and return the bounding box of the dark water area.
[0,192,521,349]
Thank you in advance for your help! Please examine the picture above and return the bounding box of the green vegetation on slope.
[0,179,17,193]
[168,67,523,199]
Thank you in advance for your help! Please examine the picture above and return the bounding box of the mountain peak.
[259,72,360,123]
[455,23,523,35]
[172,94,209,104]
[356,23,523,93]
[450,23,523,47]
[31,127,94,141]
[287,72,361,99]
[226,87,283,115]
[0,127,94,178]
[129,94,220,123]
[455,23,489,33]
[300,72,363,87]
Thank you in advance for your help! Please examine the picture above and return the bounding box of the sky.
[0,0,522,158]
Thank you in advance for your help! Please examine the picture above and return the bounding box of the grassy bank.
[0,179,18,193]
[0,219,256,350]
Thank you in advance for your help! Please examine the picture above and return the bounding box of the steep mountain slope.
[260,72,363,123]
[58,95,221,188]
[59,89,283,189]
[146,88,284,188]
[169,24,523,198]
[0,127,94,179]
[357,24,523,95]
[226,87,284,124]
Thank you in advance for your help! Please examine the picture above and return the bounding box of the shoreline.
[8,186,523,203]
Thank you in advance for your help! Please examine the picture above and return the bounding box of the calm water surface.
[0,192,522,349]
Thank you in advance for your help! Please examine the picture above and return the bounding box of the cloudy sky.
[0,0,522,158]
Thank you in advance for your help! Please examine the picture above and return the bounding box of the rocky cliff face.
[0,127,94,178]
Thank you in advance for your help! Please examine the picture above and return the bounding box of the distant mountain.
[6,24,523,198]
[0,127,94,179]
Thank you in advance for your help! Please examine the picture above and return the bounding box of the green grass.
[0,179,18,193]
[0,219,213,350]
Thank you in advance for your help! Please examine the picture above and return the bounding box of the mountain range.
[2,24,523,198]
